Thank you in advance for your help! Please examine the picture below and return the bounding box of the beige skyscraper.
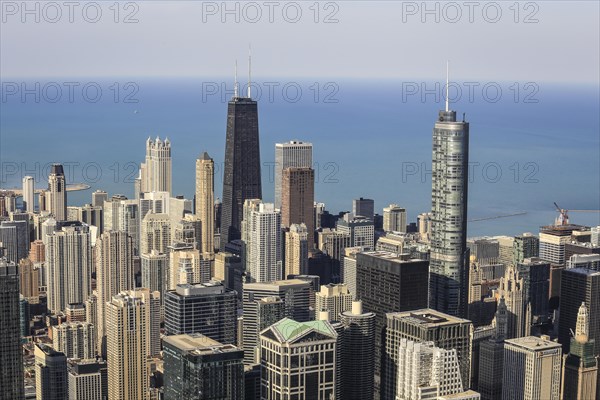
[260,318,337,399]
[281,167,315,248]
[46,222,92,314]
[22,176,34,213]
[383,204,407,233]
[561,303,598,400]
[47,164,67,221]
[285,223,309,276]
[95,231,135,356]
[140,136,172,194]
[19,258,39,304]
[242,201,282,283]
[141,213,171,254]
[497,264,527,339]
[168,246,210,289]
[106,289,161,400]
[52,321,96,360]
[195,152,215,254]
[315,283,353,321]
[502,336,562,400]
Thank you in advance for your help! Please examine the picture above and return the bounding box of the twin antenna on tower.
[234,44,252,99]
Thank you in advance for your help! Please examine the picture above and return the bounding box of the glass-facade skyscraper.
[220,95,262,251]
[429,107,470,318]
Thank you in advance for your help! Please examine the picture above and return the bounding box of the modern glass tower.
[220,78,262,250]
[0,252,25,400]
[429,68,470,318]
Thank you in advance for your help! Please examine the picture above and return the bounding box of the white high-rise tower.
[140,137,172,194]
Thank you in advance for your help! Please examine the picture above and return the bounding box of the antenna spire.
[247,44,252,98]
[445,60,449,112]
[234,60,239,98]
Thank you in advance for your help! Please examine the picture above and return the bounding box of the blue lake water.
[1,77,598,236]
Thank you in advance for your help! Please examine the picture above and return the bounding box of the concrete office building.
[243,201,282,283]
[315,283,353,321]
[383,204,407,233]
[46,222,92,314]
[140,136,172,194]
[91,190,108,208]
[47,164,67,221]
[383,309,473,399]
[285,223,309,276]
[353,197,375,220]
[52,322,96,360]
[163,334,244,400]
[67,204,103,234]
[95,230,135,356]
[67,359,108,400]
[497,264,527,339]
[242,279,311,364]
[141,212,171,255]
[477,299,508,400]
[22,175,34,213]
[164,281,237,344]
[274,140,313,209]
[35,343,68,400]
[260,318,337,399]
[337,213,375,249]
[106,289,161,400]
[394,338,467,400]
[281,167,315,248]
[502,336,562,400]
[141,250,169,312]
[561,303,598,400]
[195,152,215,254]
[513,233,539,265]
[356,251,429,394]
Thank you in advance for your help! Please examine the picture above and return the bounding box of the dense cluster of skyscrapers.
[0,69,599,400]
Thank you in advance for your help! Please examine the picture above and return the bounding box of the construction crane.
[554,202,569,225]
[554,202,600,226]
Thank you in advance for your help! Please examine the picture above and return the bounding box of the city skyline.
[1,3,599,399]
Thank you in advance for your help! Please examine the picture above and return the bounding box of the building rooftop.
[388,308,472,327]
[163,334,240,356]
[174,281,227,296]
[263,318,337,343]
[244,279,310,290]
[360,250,426,263]
[565,267,600,277]
[505,336,562,351]
[439,390,481,399]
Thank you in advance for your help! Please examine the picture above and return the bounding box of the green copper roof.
[268,318,337,342]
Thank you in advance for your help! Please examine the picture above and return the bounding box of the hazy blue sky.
[1,1,598,82]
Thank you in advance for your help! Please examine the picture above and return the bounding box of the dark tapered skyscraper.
[220,88,262,251]
[429,68,470,317]
[0,251,25,400]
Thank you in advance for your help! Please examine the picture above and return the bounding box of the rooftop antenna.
[234,60,238,98]
[247,44,252,98]
[445,60,449,112]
